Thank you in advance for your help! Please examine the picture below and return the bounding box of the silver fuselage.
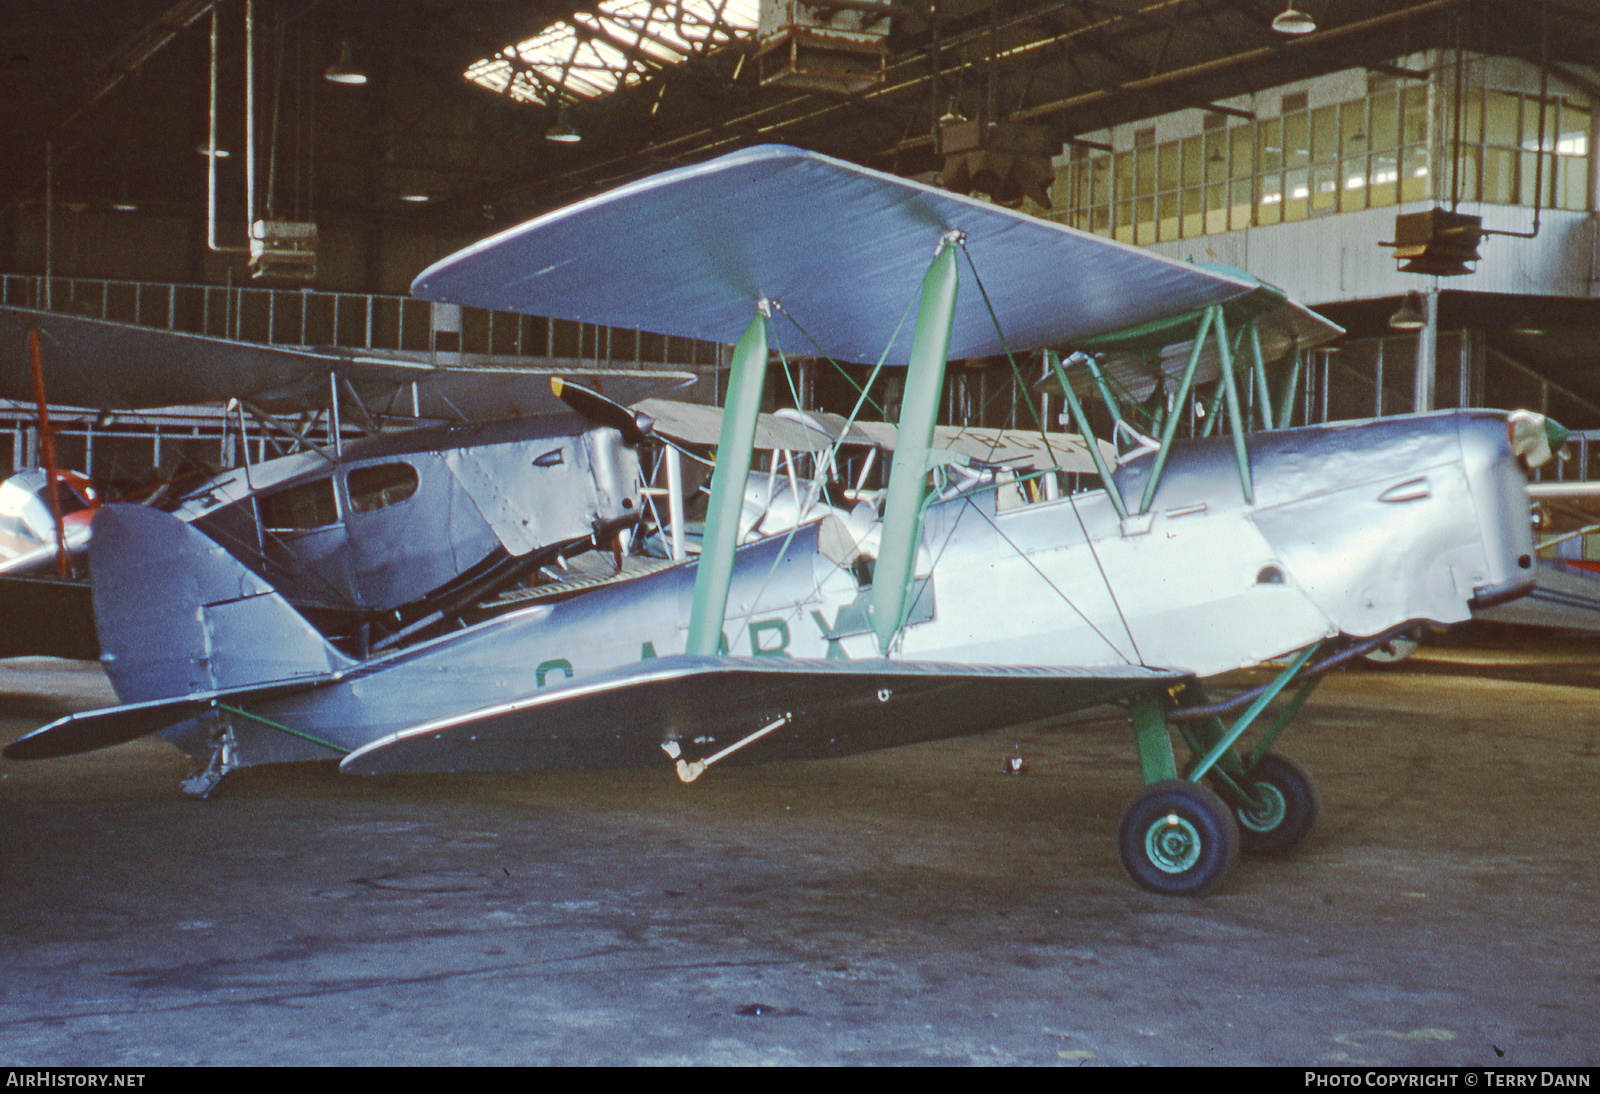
[141,409,1532,770]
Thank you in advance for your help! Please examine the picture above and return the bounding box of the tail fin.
[91,504,353,703]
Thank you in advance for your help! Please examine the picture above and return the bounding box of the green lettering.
[748,619,791,658]
[810,609,851,661]
[536,659,574,686]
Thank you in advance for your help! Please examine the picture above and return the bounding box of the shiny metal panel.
[443,428,636,558]
[91,506,352,705]
[346,453,495,608]
[899,411,1531,676]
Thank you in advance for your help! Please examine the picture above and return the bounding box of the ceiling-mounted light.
[196,143,230,157]
[545,105,581,143]
[325,40,368,85]
[111,201,138,212]
[399,193,430,203]
[1389,290,1426,330]
[1271,5,1316,35]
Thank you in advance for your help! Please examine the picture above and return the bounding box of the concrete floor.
[0,639,1596,1066]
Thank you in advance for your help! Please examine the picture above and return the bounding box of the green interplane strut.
[868,239,960,653]
[686,313,769,657]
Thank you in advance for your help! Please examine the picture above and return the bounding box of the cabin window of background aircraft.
[1058,63,1591,243]
[258,478,340,534]
[347,463,420,515]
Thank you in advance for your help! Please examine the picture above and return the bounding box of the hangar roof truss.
[466,0,758,104]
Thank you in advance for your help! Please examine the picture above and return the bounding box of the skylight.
[467,0,759,104]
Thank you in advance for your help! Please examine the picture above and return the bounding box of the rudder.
[91,504,353,703]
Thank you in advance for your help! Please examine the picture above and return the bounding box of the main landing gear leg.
[1116,645,1324,896]
[1175,680,1321,858]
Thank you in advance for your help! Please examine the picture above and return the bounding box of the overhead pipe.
[1479,0,1548,240]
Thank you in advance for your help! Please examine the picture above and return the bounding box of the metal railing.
[1,272,732,479]
[1,272,723,366]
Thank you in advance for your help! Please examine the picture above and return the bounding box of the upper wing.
[0,304,692,417]
[0,303,337,410]
[411,144,1256,365]
[339,654,1185,776]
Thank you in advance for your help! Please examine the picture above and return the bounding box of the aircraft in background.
[1469,475,1600,635]
[6,146,1546,898]
[0,467,98,575]
[0,303,692,655]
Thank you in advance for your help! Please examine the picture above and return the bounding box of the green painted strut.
[216,703,349,755]
[1137,305,1215,515]
[1184,643,1318,782]
[1081,353,1123,428]
[686,313,769,657]
[1131,691,1178,785]
[1211,308,1254,506]
[869,240,959,653]
[1248,323,1274,430]
[1049,351,1126,521]
[1275,351,1302,431]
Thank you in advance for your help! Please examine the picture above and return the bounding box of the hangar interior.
[2,2,1600,1068]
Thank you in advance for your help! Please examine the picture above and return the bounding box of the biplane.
[0,302,692,654]
[5,146,1547,897]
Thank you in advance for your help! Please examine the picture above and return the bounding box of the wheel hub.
[1237,782,1288,833]
[1145,812,1202,873]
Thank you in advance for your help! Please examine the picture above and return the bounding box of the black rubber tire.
[1233,754,1319,856]
[1117,779,1240,897]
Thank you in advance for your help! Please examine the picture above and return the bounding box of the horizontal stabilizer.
[3,676,343,761]
[340,655,1184,777]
